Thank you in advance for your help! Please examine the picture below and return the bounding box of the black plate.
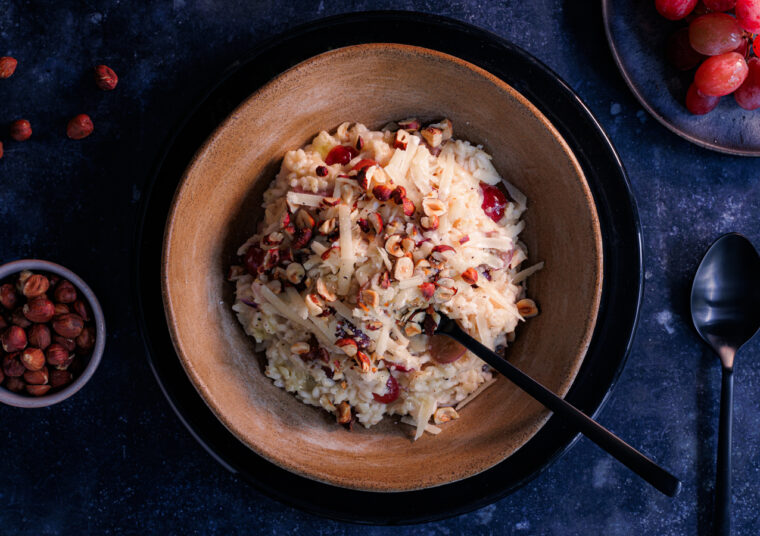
[134,11,643,525]
[603,0,760,156]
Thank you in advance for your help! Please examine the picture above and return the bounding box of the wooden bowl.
[162,43,603,491]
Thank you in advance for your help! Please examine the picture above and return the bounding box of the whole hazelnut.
[3,353,26,377]
[75,325,96,354]
[9,119,32,141]
[1,325,27,352]
[5,376,25,393]
[94,64,118,90]
[53,303,70,317]
[20,347,45,371]
[48,368,72,388]
[24,366,48,385]
[66,114,94,140]
[10,308,32,328]
[0,283,18,310]
[53,336,76,352]
[23,297,55,323]
[52,313,84,338]
[45,344,72,368]
[21,274,50,298]
[27,324,51,349]
[72,299,91,322]
[15,270,33,293]
[26,384,51,396]
[0,56,18,79]
[53,280,77,303]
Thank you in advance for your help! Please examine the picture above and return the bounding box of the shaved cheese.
[455,378,497,411]
[415,398,437,440]
[285,286,308,320]
[375,322,391,357]
[475,314,491,349]
[286,191,324,208]
[331,300,356,321]
[383,135,420,191]
[376,246,392,271]
[477,277,516,310]
[512,261,544,284]
[310,241,328,255]
[501,178,527,209]
[438,150,454,200]
[400,417,442,436]
[465,236,514,251]
[257,284,330,345]
[337,204,354,295]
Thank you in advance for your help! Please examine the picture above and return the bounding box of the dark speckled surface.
[1,1,759,534]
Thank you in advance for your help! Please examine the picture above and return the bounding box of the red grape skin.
[733,37,749,57]
[703,0,737,10]
[668,28,706,70]
[686,82,721,113]
[689,13,744,55]
[734,57,760,109]
[656,0,698,20]
[736,0,760,32]
[754,34,760,54]
[694,52,750,95]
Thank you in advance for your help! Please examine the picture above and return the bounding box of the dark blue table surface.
[1,1,759,534]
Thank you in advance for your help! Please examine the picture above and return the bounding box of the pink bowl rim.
[0,259,106,408]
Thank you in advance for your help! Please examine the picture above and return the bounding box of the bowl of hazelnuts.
[0,260,105,407]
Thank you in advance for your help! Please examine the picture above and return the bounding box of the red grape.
[689,13,744,55]
[734,57,760,109]
[694,52,749,95]
[656,0,698,20]
[736,0,760,32]
[755,34,760,53]
[703,0,737,10]
[668,28,706,70]
[732,37,749,57]
[685,82,721,113]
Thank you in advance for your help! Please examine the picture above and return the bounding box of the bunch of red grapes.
[656,0,760,114]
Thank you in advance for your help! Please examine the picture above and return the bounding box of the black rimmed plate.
[134,11,642,524]
[603,0,760,156]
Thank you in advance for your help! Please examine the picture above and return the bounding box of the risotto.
[228,118,542,439]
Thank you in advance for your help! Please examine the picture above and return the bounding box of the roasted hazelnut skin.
[1,325,27,352]
[53,280,77,304]
[53,336,76,352]
[52,313,84,338]
[53,303,70,317]
[10,308,32,328]
[21,274,50,298]
[48,368,72,388]
[20,347,46,371]
[3,353,26,377]
[72,300,91,322]
[24,366,49,385]
[45,343,71,368]
[75,325,96,354]
[0,283,18,310]
[23,297,55,323]
[5,376,25,392]
[27,324,51,349]
[26,384,51,396]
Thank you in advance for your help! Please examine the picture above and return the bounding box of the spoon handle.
[714,367,733,536]
[437,321,681,497]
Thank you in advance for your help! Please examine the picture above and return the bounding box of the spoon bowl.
[691,233,760,368]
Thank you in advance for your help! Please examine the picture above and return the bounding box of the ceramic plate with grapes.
[603,0,760,155]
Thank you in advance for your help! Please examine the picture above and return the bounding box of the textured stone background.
[1,1,759,534]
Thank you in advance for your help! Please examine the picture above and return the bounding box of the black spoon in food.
[434,316,682,497]
[690,233,760,536]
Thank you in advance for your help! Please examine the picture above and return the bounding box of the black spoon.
[690,233,760,536]
[435,315,682,496]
